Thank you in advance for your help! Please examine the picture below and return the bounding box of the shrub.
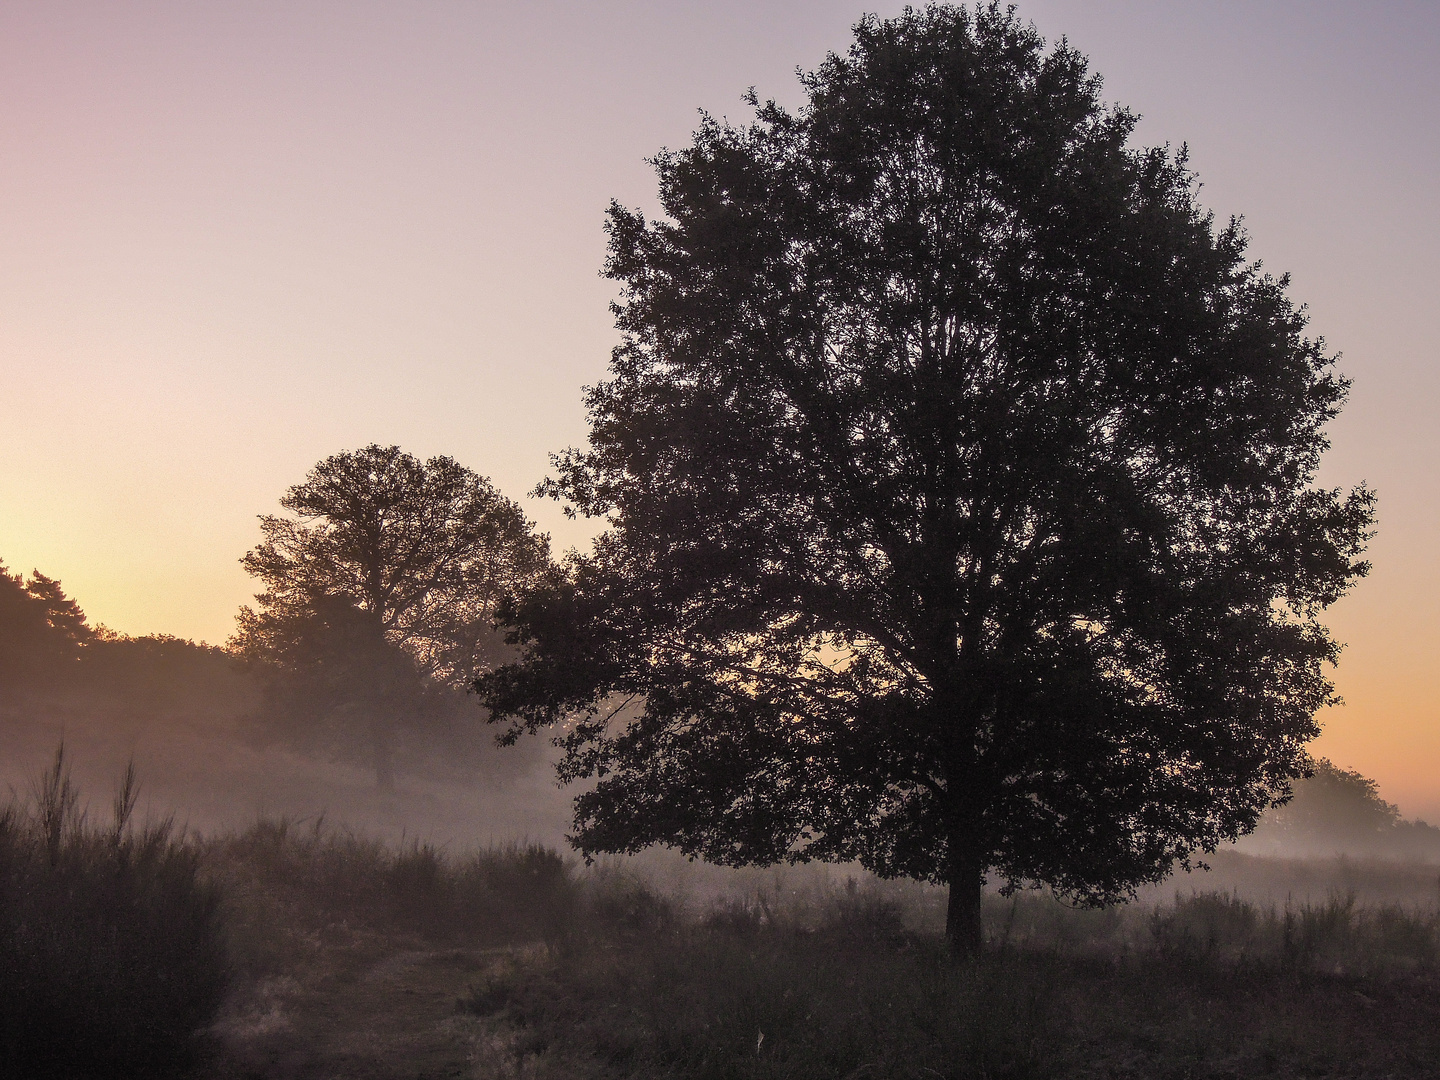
[207,815,579,947]
[0,748,228,1078]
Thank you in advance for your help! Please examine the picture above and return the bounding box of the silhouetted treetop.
[1,563,98,687]
[479,3,1375,956]
[238,444,551,688]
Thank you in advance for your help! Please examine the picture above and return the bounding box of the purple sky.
[2,1,1436,812]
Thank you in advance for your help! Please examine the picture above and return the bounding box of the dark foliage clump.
[0,560,99,692]
[0,749,228,1078]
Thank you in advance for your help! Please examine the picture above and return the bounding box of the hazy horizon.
[2,2,1436,816]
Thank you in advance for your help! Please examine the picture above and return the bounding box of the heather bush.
[206,812,578,947]
[0,748,228,1078]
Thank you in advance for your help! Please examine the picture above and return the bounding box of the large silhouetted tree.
[477,4,1374,955]
[233,444,550,789]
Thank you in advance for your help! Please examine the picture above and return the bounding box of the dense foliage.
[0,561,98,689]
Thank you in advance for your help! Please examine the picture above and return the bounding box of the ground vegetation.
[7,753,1440,1077]
[0,748,228,1079]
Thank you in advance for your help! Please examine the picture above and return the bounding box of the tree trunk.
[945,844,984,960]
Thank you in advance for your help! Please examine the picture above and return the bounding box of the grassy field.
[7,760,1440,1078]
[208,832,1440,1079]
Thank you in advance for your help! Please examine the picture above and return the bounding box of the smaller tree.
[1252,757,1396,853]
[1243,757,1440,860]
[232,445,550,789]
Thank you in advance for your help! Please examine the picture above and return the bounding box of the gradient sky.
[2,2,1436,814]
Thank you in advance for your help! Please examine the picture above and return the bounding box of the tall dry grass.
[457,875,1440,1079]
[0,747,228,1078]
[205,813,577,961]
[9,744,1440,1079]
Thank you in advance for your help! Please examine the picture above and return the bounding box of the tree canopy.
[478,4,1374,954]
[234,444,551,788]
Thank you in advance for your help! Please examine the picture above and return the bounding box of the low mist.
[1,562,569,849]
[5,559,1438,909]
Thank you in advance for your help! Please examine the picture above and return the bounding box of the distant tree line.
[0,562,246,720]
[1245,756,1440,861]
